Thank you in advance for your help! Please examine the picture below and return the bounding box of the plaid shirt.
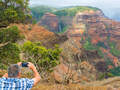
[0,77,34,90]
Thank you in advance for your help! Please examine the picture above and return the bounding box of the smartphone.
[21,62,28,67]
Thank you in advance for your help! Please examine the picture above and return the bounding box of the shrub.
[83,37,104,58]
[110,48,120,57]
[0,26,24,69]
[109,66,120,76]
[105,59,114,66]
[22,41,62,78]
[0,0,30,27]
[0,43,21,69]
[109,42,120,57]
[0,26,23,43]
[83,40,96,51]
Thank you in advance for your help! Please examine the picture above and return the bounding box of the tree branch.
[0,42,10,48]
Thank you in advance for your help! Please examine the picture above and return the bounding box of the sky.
[29,0,120,21]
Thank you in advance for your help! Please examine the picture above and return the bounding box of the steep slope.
[53,10,120,83]
[74,11,120,65]
[38,13,59,32]
[11,24,68,48]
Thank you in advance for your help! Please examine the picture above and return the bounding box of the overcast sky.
[30,0,120,8]
[29,0,120,21]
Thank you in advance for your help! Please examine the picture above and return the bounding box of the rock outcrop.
[54,10,120,83]
[38,13,59,32]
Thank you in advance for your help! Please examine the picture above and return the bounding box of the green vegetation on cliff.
[30,6,99,21]
[83,37,104,58]
[30,6,56,21]
[109,42,120,57]
[54,6,99,17]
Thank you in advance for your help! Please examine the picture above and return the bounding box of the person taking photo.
[0,62,41,90]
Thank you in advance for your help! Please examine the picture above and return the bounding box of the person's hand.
[17,62,22,66]
[28,62,36,70]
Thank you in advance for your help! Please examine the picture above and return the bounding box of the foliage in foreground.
[22,41,62,78]
[0,26,23,69]
[0,26,23,44]
[0,0,31,27]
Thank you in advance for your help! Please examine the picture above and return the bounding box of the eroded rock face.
[38,13,59,32]
[53,10,120,83]
[75,11,120,43]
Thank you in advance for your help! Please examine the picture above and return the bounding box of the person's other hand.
[17,62,22,66]
[28,62,36,70]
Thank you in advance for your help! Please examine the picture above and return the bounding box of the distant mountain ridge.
[30,5,100,21]
[31,5,102,32]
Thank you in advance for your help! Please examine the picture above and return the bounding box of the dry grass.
[31,77,120,90]
[32,83,107,90]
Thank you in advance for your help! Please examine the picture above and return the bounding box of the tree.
[0,0,30,27]
[0,26,24,69]
[0,26,23,44]
[0,0,30,68]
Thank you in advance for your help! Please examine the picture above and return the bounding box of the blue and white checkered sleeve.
[25,78,34,89]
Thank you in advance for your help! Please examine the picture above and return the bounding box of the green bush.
[83,38,104,58]
[0,26,23,43]
[109,66,120,76]
[97,48,104,58]
[0,26,24,69]
[105,59,114,66]
[110,48,120,57]
[108,42,120,57]
[22,41,62,77]
[0,43,21,68]
[83,37,96,51]
[0,0,30,27]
